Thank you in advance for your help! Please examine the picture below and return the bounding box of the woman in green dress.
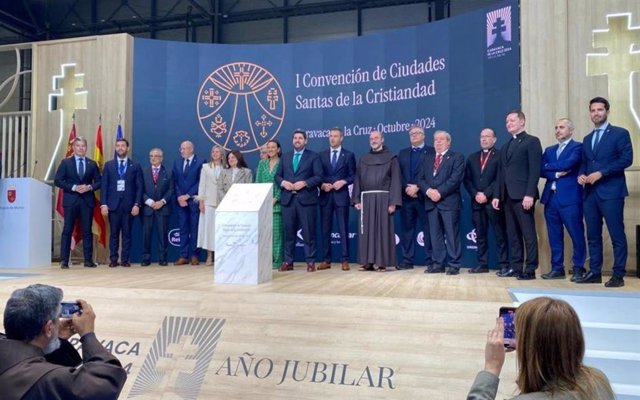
[255,140,283,269]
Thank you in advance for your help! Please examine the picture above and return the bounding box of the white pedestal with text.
[215,183,272,284]
[0,178,52,268]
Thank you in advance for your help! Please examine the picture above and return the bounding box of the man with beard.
[276,129,323,272]
[577,97,633,287]
[101,138,143,267]
[352,130,402,272]
[0,284,126,399]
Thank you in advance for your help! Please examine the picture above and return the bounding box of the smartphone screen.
[60,302,81,318]
[499,306,517,349]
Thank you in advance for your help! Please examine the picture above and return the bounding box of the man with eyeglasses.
[141,148,173,266]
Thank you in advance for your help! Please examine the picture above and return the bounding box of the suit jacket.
[218,167,253,201]
[100,158,143,211]
[275,149,323,207]
[196,163,222,207]
[398,145,436,201]
[172,155,204,199]
[417,150,465,211]
[579,124,633,200]
[54,156,102,208]
[463,147,501,210]
[319,147,356,207]
[142,164,173,216]
[498,131,542,201]
[540,139,583,206]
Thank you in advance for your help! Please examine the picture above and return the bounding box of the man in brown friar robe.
[0,284,126,400]
[352,130,402,271]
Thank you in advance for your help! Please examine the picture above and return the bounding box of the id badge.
[117,179,125,192]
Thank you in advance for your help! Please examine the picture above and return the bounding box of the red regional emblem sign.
[7,185,16,203]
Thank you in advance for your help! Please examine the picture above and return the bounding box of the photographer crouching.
[0,284,126,399]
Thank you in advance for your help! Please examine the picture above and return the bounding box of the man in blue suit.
[172,140,204,265]
[141,148,173,266]
[318,127,356,272]
[275,129,323,272]
[417,130,465,275]
[577,97,633,287]
[54,137,102,269]
[100,138,143,267]
[397,126,435,270]
[540,118,585,281]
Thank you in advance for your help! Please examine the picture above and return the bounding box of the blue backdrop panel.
[129,0,520,265]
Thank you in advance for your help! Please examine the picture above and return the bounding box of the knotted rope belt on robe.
[359,190,390,234]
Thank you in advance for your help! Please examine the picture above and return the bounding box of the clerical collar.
[512,131,524,140]
[482,147,493,153]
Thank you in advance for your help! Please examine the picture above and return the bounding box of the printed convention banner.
[131,0,520,266]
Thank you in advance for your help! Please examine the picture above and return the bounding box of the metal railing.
[0,111,31,178]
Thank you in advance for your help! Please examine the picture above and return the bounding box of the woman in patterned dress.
[255,140,283,269]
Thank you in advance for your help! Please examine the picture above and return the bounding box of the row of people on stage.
[53,96,632,287]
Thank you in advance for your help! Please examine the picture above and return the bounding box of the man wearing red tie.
[141,148,173,266]
[417,130,465,275]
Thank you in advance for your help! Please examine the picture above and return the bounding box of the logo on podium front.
[197,62,286,154]
[7,185,16,203]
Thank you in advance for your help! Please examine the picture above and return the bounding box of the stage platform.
[0,264,638,399]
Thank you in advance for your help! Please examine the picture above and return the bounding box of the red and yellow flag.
[92,121,107,247]
[55,121,82,248]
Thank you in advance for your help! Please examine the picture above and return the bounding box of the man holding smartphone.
[0,284,126,399]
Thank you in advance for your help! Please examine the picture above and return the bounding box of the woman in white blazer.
[196,145,227,265]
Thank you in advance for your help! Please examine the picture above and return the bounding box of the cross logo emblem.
[587,13,640,166]
[45,64,87,181]
[255,114,272,138]
[128,316,225,400]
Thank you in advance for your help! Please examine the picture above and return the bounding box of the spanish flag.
[92,120,107,247]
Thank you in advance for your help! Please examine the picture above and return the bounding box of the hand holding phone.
[499,306,517,350]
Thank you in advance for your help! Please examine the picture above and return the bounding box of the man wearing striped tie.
[141,148,173,266]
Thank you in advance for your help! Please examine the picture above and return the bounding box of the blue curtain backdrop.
[130,0,520,265]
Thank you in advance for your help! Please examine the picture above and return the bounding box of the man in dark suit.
[275,129,323,272]
[577,97,633,288]
[54,136,102,269]
[463,128,509,274]
[493,110,542,280]
[417,130,465,275]
[141,148,173,266]
[540,118,585,281]
[318,127,356,272]
[100,138,143,267]
[397,126,435,271]
[172,140,204,266]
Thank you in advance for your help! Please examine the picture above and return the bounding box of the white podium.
[215,183,273,284]
[0,178,52,268]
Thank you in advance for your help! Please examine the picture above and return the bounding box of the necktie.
[152,167,159,184]
[183,159,190,175]
[78,158,85,180]
[434,153,442,173]
[592,129,602,150]
[556,143,566,159]
[119,160,125,177]
[293,153,301,172]
[331,150,338,170]
[412,147,420,152]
